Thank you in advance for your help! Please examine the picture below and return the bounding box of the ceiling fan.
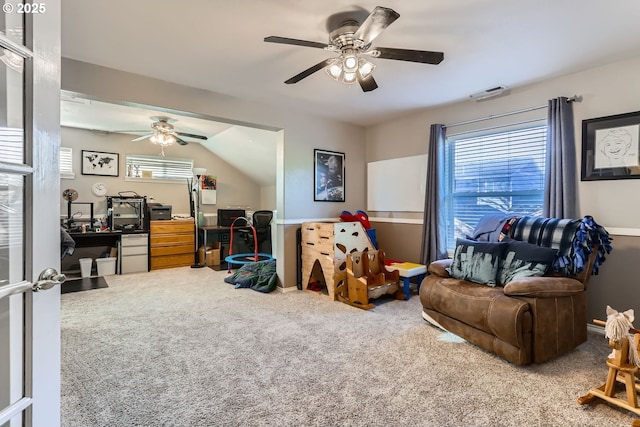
[127,116,208,146]
[264,6,444,92]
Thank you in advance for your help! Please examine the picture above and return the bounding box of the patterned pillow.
[447,238,508,287]
[498,238,558,286]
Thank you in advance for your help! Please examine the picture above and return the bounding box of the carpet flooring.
[61,267,634,426]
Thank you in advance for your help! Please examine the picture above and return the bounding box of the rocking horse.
[578,306,640,427]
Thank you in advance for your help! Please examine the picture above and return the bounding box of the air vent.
[469,86,510,101]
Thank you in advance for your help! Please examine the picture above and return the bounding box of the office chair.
[240,210,273,254]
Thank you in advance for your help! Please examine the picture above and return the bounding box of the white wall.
[60,127,262,220]
[61,58,367,288]
[61,59,368,221]
[366,54,640,323]
[366,55,640,230]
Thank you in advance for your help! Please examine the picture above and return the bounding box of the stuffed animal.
[605,305,640,368]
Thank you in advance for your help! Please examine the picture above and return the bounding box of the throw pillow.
[498,238,558,286]
[447,238,508,287]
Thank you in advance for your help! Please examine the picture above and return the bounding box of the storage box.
[96,257,117,276]
[208,245,221,266]
[200,242,221,266]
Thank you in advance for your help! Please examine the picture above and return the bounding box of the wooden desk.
[199,225,252,265]
[69,230,121,248]
[64,231,122,277]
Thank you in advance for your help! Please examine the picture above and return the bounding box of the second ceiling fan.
[265,6,444,92]
[119,116,208,156]
[129,116,208,146]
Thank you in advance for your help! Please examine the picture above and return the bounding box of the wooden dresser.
[149,219,195,270]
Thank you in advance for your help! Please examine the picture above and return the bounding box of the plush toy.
[605,305,640,368]
[339,210,371,229]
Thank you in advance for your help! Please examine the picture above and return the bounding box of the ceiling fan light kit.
[150,132,177,146]
[117,116,209,156]
[264,6,444,92]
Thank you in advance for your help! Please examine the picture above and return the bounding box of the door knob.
[34,267,66,291]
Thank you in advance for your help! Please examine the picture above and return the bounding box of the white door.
[0,3,61,427]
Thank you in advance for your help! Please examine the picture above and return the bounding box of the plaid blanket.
[509,215,612,276]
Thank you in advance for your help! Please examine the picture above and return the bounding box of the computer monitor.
[217,209,246,227]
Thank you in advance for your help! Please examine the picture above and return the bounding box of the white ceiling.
[60,93,278,187]
[61,0,640,126]
[60,1,640,185]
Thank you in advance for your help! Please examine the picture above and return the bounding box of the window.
[125,154,194,183]
[443,125,547,251]
[60,147,75,179]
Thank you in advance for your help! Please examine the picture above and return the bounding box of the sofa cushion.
[447,238,508,287]
[498,238,557,286]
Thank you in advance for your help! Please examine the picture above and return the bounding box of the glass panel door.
[0,3,32,425]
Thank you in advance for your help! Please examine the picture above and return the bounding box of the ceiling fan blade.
[357,72,378,92]
[176,131,208,140]
[284,58,335,84]
[132,134,152,142]
[175,137,189,146]
[353,6,400,46]
[375,47,444,64]
[264,36,328,50]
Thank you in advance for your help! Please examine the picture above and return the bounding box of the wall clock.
[91,182,108,197]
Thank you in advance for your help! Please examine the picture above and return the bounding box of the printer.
[148,203,172,220]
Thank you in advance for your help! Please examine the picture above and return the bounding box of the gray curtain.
[420,124,448,265]
[544,97,577,218]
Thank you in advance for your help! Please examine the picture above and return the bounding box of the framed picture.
[81,150,119,177]
[314,149,345,202]
[582,111,640,180]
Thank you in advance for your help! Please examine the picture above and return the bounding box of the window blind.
[60,147,75,179]
[0,128,23,165]
[125,154,194,182]
[444,126,547,250]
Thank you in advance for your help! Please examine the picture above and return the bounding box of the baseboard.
[278,286,299,293]
[587,323,605,335]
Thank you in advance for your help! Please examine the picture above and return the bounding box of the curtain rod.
[446,117,547,138]
[444,95,582,129]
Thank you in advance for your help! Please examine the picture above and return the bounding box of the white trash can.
[96,258,117,276]
[79,258,93,278]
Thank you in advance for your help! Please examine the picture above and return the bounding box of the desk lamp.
[191,167,207,268]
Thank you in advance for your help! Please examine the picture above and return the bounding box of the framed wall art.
[582,111,640,181]
[81,150,119,177]
[314,149,345,202]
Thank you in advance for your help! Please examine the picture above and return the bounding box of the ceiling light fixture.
[149,132,176,146]
[149,131,176,157]
[325,52,376,86]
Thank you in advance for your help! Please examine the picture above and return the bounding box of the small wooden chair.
[337,249,404,310]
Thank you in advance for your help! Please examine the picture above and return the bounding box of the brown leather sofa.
[419,216,610,366]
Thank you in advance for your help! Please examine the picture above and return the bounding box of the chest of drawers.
[149,219,195,270]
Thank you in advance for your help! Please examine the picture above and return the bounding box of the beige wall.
[60,126,262,220]
[366,55,640,322]
[61,58,367,288]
